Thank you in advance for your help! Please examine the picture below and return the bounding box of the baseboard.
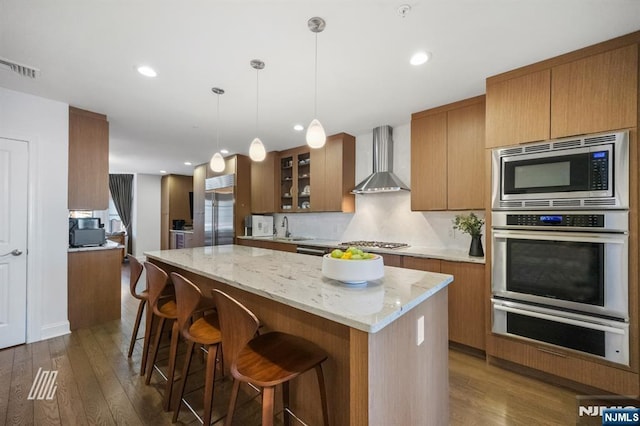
[449,341,486,359]
[37,321,71,341]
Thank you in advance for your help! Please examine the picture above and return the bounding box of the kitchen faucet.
[282,216,291,238]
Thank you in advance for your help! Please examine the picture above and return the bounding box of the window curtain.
[109,174,134,255]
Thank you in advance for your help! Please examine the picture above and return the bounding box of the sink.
[274,236,314,242]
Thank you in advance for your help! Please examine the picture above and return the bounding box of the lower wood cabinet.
[236,238,297,253]
[68,249,121,330]
[441,261,485,351]
[392,256,486,351]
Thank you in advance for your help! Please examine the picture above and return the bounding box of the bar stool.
[126,256,148,364]
[143,262,178,411]
[212,289,330,426]
[170,273,223,425]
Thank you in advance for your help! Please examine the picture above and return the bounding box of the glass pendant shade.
[210,152,225,172]
[306,118,326,148]
[249,137,266,162]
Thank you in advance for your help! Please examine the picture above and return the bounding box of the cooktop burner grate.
[340,240,410,250]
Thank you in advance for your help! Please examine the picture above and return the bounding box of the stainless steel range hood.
[351,125,410,194]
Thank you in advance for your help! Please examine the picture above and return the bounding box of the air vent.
[553,140,581,150]
[502,147,523,156]
[524,144,550,153]
[585,134,616,145]
[584,199,616,206]
[524,200,551,207]
[0,57,40,79]
[552,199,581,207]
[499,201,523,208]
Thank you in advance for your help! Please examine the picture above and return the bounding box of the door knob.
[0,249,23,257]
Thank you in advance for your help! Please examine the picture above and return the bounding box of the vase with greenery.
[452,212,485,257]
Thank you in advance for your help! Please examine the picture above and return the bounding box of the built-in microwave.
[492,131,628,210]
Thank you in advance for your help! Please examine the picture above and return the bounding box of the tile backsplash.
[270,121,485,251]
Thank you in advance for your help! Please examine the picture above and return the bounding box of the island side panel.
[367,287,449,426]
[148,259,354,425]
[349,328,370,425]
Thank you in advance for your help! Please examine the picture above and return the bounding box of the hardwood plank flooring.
[0,261,595,425]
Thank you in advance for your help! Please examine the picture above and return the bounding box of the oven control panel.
[506,214,605,227]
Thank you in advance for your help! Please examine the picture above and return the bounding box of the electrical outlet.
[416,315,424,346]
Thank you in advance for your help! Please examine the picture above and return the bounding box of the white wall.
[132,173,161,257]
[0,86,70,342]
[273,122,485,251]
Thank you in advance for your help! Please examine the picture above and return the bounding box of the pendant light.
[306,17,326,149]
[209,87,226,172]
[249,59,266,162]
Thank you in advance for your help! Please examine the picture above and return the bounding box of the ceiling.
[1,1,639,176]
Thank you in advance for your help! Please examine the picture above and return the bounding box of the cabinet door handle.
[536,347,567,358]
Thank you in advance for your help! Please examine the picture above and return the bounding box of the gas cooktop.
[340,240,410,250]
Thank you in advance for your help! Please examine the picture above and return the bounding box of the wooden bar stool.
[143,262,179,411]
[126,255,148,365]
[170,273,223,425]
[212,289,330,426]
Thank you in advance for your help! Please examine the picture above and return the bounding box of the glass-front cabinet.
[278,147,312,213]
[276,133,356,213]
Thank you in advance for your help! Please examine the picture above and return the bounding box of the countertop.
[144,245,453,333]
[169,229,194,234]
[237,235,485,264]
[68,240,123,253]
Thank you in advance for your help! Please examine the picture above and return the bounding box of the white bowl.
[321,253,384,284]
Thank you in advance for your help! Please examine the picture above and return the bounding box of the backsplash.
[271,122,486,252]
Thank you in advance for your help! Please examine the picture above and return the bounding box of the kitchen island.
[145,245,453,425]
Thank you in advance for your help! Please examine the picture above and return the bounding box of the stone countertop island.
[145,245,453,426]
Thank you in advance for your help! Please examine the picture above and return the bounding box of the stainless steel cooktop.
[340,240,410,250]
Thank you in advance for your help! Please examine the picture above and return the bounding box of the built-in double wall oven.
[491,131,630,366]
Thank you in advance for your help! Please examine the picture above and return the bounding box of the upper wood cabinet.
[312,133,356,212]
[551,44,638,138]
[485,70,551,148]
[277,133,355,213]
[68,107,109,210]
[411,96,485,211]
[486,41,638,148]
[411,112,447,210]
[251,151,278,214]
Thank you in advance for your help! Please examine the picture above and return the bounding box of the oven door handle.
[493,304,626,334]
[492,231,626,244]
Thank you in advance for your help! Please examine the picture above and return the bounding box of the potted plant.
[452,212,485,257]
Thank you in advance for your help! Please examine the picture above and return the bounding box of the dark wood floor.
[0,262,583,425]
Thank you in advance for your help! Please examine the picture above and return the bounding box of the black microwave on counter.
[69,218,106,247]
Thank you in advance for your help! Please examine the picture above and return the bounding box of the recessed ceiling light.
[137,65,157,77]
[410,51,432,66]
[293,124,304,131]
[160,170,167,174]
[184,161,192,166]
[220,149,229,154]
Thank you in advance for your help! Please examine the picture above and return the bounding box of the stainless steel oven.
[491,210,629,319]
[492,131,628,210]
[492,298,629,365]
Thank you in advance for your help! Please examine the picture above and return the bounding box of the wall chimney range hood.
[352,125,410,194]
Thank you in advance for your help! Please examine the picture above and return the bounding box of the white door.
[0,138,28,348]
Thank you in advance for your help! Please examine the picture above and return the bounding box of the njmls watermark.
[577,395,640,426]
[27,368,58,401]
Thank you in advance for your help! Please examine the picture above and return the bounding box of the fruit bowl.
[321,253,384,285]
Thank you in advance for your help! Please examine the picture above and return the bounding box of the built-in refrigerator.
[204,174,235,246]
